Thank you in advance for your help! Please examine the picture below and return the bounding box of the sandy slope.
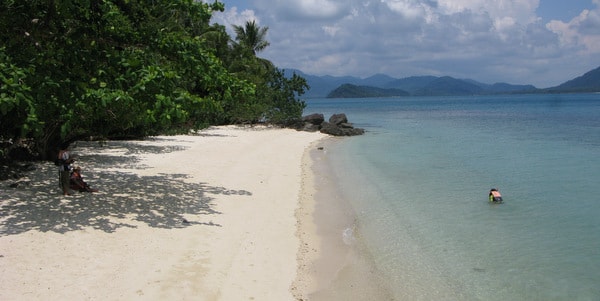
[0,126,325,301]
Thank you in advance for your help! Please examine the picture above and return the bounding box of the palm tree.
[232,20,270,55]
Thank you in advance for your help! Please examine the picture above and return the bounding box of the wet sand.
[292,138,394,300]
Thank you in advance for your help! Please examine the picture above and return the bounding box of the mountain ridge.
[284,66,600,98]
[545,66,600,93]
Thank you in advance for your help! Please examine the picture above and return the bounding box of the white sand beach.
[0,126,327,300]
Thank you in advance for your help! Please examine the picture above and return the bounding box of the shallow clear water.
[305,94,600,300]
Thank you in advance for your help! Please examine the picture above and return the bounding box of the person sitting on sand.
[57,149,75,195]
[70,167,98,192]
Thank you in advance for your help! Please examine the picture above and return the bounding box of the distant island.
[327,84,409,98]
[285,65,600,98]
[326,77,536,98]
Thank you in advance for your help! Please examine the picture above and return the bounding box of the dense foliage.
[0,0,308,160]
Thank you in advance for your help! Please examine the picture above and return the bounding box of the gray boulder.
[329,113,348,125]
[301,123,321,132]
[320,122,365,136]
[299,112,365,136]
[302,113,325,125]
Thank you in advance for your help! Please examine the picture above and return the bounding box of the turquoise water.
[305,94,600,300]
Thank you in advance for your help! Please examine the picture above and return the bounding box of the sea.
[304,93,600,300]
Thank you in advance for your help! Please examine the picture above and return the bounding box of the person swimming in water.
[489,188,503,203]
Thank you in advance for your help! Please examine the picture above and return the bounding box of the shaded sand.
[0,126,325,300]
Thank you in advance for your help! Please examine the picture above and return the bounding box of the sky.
[211,0,600,87]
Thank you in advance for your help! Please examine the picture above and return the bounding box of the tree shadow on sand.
[0,138,252,236]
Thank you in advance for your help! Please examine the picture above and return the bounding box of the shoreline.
[0,125,325,300]
[292,137,356,299]
[293,138,394,300]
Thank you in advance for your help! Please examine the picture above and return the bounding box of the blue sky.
[212,0,600,87]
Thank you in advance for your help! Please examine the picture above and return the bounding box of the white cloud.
[254,0,350,21]
[438,0,539,24]
[212,7,261,34]
[382,0,429,20]
[215,0,600,87]
[322,25,341,37]
[546,5,600,54]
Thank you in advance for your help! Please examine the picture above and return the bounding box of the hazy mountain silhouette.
[285,65,600,98]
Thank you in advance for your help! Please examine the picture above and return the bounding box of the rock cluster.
[299,113,365,136]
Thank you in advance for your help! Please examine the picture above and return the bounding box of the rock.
[302,113,325,125]
[301,123,321,132]
[329,113,348,125]
[298,112,364,136]
[319,122,365,136]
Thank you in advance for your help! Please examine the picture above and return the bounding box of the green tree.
[0,0,254,159]
[232,20,270,55]
[224,20,308,125]
[0,48,38,140]
[260,69,308,125]
[0,1,310,161]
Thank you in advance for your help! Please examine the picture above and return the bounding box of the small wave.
[342,227,356,245]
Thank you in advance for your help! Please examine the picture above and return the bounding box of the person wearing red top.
[70,167,98,193]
